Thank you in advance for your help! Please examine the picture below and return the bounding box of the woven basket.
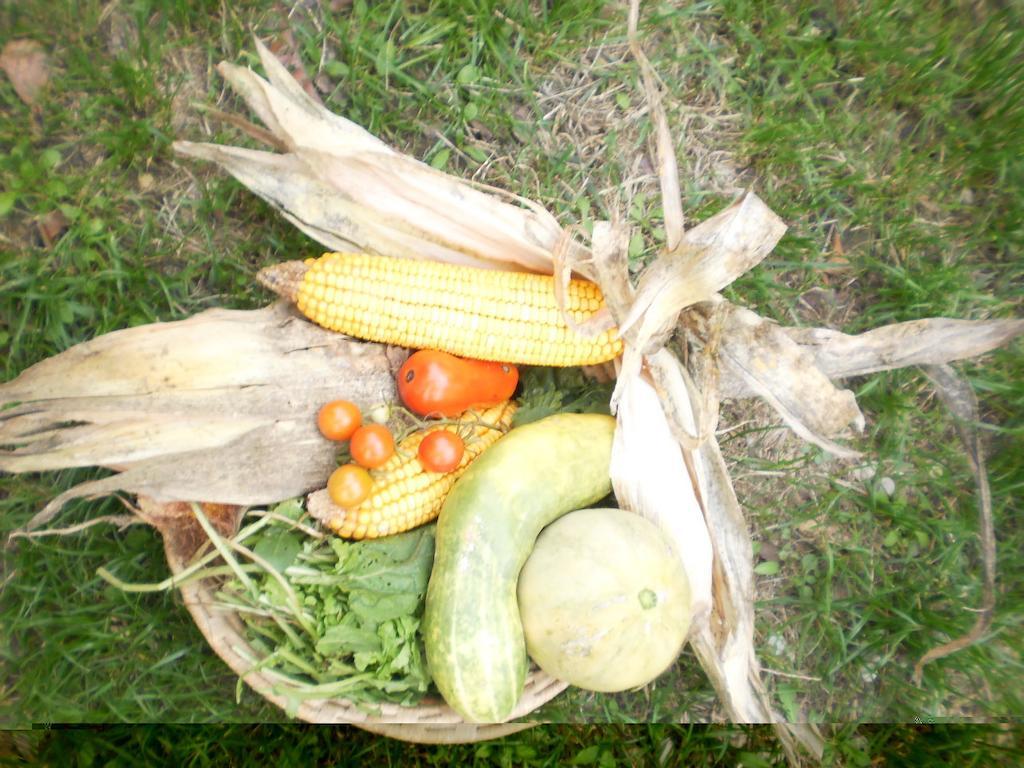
[162,502,568,741]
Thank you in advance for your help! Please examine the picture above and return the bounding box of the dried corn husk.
[609,368,714,624]
[2,303,401,534]
[173,38,576,275]
[914,363,996,680]
[583,214,823,761]
[782,317,1024,381]
[616,193,788,355]
[711,302,864,458]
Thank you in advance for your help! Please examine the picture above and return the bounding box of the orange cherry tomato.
[397,350,519,418]
[317,399,362,441]
[349,424,395,469]
[327,464,373,508]
[417,431,466,473]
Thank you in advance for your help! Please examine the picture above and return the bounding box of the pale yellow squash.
[517,507,692,692]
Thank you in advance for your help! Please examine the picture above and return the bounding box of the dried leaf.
[98,4,139,57]
[694,308,1024,401]
[913,363,996,681]
[217,56,390,157]
[617,193,787,354]
[36,209,69,247]
[587,222,821,761]
[171,141,373,254]
[549,226,619,337]
[175,39,581,276]
[2,303,400,534]
[627,0,684,248]
[686,430,761,718]
[580,222,644,414]
[0,39,49,107]
[831,228,845,258]
[715,303,864,457]
[586,221,635,317]
[309,150,562,273]
[586,227,714,603]
[687,424,826,763]
[191,103,287,151]
[266,28,323,106]
[610,369,713,623]
[172,141,371,253]
[0,407,266,472]
[783,317,1024,380]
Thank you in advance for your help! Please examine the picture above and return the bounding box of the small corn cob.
[258,252,623,366]
[309,400,517,539]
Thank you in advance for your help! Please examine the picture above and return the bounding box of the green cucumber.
[422,412,616,722]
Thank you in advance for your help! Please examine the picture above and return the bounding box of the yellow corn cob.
[320,400,517,539]
[259,252,623,366]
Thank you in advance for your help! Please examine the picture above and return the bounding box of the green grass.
[1,723,1021,767]
[707,0,1024,723]
[1,0,1021,745]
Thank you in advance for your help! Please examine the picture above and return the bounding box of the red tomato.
[317,399,362,441]
[349,424,395,469]
[397,350,519,418]
[417,431,466,473]
[327,464,373,508]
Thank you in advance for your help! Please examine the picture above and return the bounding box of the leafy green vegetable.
[252,528,302,573]
[216,502,436,710]
[513,366,614,427]
[316,623,381,656]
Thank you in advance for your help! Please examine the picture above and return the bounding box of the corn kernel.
[293,252,624,366]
